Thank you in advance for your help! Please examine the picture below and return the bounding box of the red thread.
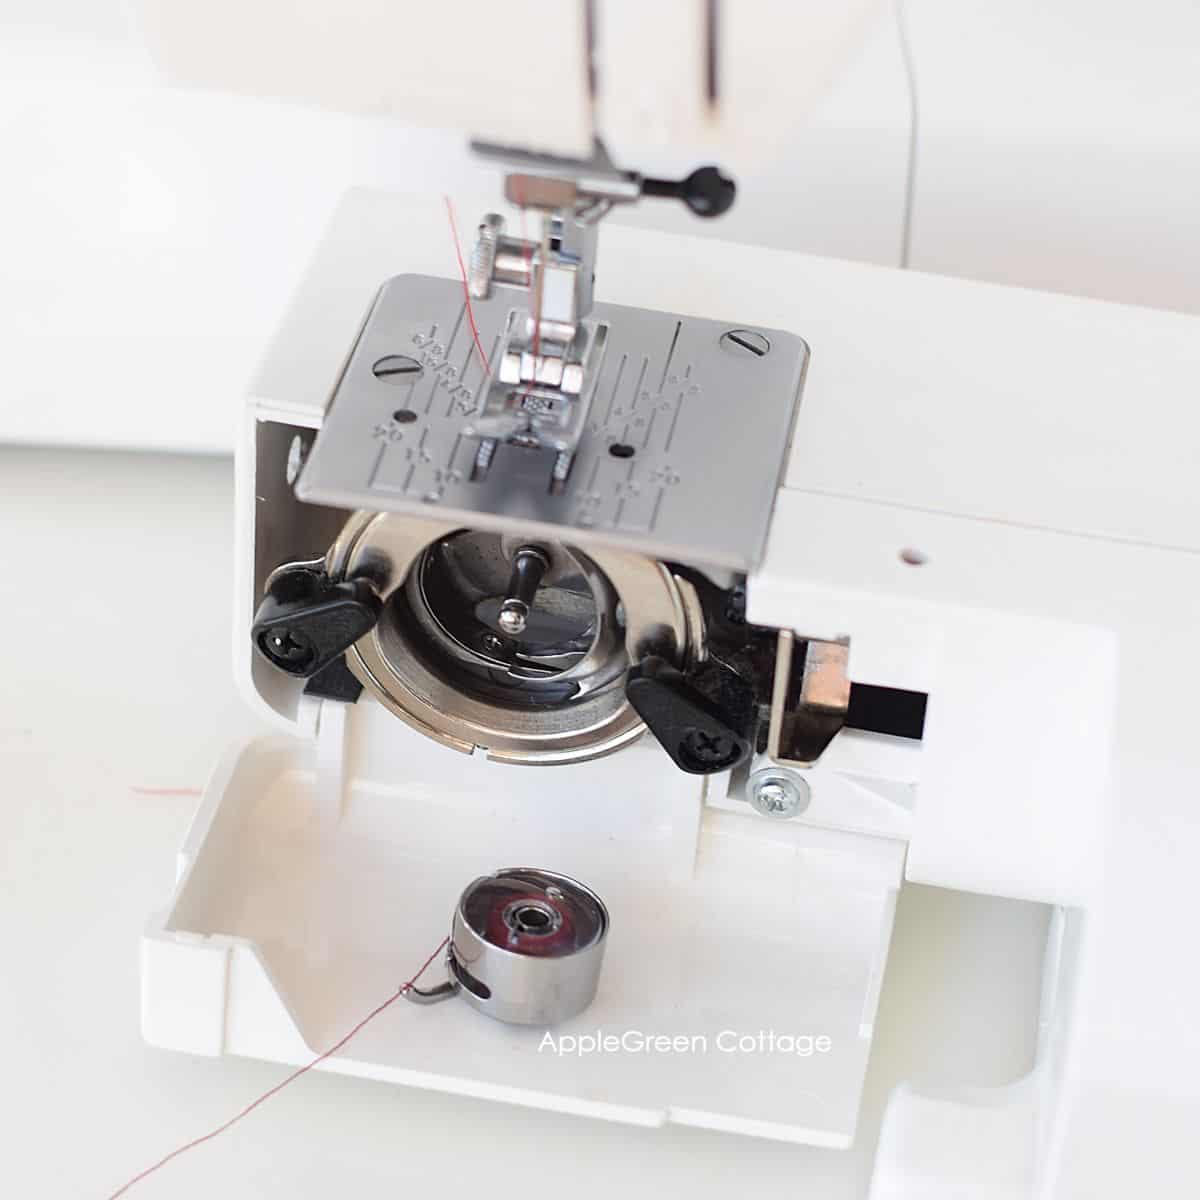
[443,196,491,380]
[104,935,450,1199]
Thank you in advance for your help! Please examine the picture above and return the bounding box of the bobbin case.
[449,868,609,1025]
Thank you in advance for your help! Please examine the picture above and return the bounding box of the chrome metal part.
[747,767,811,820]
[464,307,610,461]
[449,868,609,1026]
[465,204,604,466]
[326,511,695,764]
[768,631,851,766]
[497,544,550,635]
[468,213,506,300]
[471,139,643,213]
[720,329,771,358]
[404,976,460,1005]
[800,638,852,711]
[297,274,809,573]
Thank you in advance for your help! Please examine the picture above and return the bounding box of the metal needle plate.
[297,275,808,572]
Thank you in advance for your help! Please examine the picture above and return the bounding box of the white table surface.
[0,446,1047,1199]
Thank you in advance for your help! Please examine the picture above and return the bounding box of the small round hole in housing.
[899,547,928,566]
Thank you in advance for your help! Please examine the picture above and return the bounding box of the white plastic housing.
[144,191,1200,1195]
[134,0,881,163]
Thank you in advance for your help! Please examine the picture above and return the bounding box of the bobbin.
[408,868,609,1026]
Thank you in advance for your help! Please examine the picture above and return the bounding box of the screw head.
[747,769,810,820]
[682,727,739,770]
[285,434,306,485]
[720,329,770,358]
[261,627,315,671]
[497,601,528,635]
[373,354,424,382]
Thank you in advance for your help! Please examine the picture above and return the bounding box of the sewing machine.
[132,3,1200,1196]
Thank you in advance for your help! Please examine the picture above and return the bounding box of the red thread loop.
[104,935,451,1200]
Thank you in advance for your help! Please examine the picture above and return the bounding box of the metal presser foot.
[462,141,737,490]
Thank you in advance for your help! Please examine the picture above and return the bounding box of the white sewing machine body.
[110,2,1200,1194]
[140,188,1200,1196]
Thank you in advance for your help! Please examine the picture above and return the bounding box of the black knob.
[251,567,381,678]
[626,655,754,775]
[642,166,736,219]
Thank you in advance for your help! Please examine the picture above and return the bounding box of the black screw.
[260,628,314,670]
[681,727,737,769]
[724,585,747,625]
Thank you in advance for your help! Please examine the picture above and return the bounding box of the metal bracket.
[768,632,851,766]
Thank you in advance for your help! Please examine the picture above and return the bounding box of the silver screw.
[497,601,529,635]
[285,434,306,485]
[747,769,810,819]
[720,328,770,357]
[496,545,550,638]
[372,354,423,382]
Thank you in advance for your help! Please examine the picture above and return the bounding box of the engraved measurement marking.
[574,488,604,527]
[650,486,665,529]
[413,320,474,412]
[425,303,466,413]
[371,423,406,442]
[658,321,682,391]
[399,371,419,411]
[446,338,474,417]
[613,459,639,524]
[450,332,500,417]
[367,441,388,488]
[641,409,658,447]
[603,353,629,424]
[626,356,649,419]
[665,392,686,453]
[664,363,695,454]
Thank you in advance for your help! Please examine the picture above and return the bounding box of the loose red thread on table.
[103,935,450,1200]
[443,196,490,380]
